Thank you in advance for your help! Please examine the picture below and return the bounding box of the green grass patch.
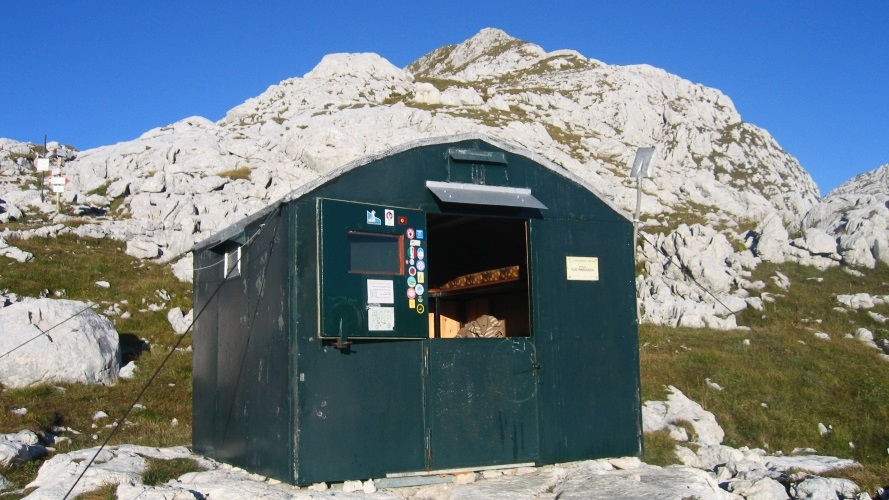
[142,457,204,486]
[640,262,889,492]
[73,481,118,500]
[86,181,111,197]
[217,167,252,181]
[0,459,42,497]
[641,430,682,467]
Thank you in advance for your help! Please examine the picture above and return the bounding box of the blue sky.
[2,2,886,195]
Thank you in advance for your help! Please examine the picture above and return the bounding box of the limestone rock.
[726,476,789,499]
[790,476,859,500]
[792,227,839,257]
[642,385,725,446]
[0,299,121,388]
[0,430,47,468]
[126,240,160,259]
[802,164,889,269]
[752,213,791,263]
[25,445,212,499]
[166,307,193,335]
[0,237,33,263]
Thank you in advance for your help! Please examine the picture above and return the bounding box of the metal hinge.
[425,428,432,466]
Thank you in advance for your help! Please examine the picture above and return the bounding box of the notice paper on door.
[367,279,395,304]
[368,306,395,331]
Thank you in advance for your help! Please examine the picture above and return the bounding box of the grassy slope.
[0,234,193,492]
[641,261,889,491]
[1,231,887,491]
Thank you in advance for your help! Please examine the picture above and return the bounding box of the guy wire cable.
[63,205,281,499]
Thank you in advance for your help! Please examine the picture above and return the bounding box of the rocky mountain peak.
[827,163,889,198]
[305,53,411,83]
[407,27,559,81]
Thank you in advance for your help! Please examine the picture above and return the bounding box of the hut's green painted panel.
[426,338,539,470]
[318,198,428,340]
[529,218,642,463]
[193,135,641,486]
[192,209,293,482]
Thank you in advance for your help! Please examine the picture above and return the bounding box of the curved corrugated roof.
[194,133,630,251]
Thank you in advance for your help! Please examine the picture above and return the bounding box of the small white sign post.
[629,147,656,253]
[629,147,656,324]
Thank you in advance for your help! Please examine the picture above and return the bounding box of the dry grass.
[216,166,252,181]
[640,262,889,492]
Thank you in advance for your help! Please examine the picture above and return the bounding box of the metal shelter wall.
[192,208,293,481]
[192,136,642,486]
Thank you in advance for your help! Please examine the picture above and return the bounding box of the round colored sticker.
[407,288,417,299]
[408,266,417,276]
[406,228,415,239]
[416,260,426,271]
[417,247,425,260]
[414,284,425,295]
[416,304,425,314]
[407,276,417,287]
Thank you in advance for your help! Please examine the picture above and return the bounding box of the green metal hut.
[191,133,642,485]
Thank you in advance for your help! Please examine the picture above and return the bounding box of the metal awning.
[426,181,547,210]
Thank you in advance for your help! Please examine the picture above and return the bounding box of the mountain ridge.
[1,28,885,328]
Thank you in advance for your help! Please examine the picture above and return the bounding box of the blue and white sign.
[366,210,381,225]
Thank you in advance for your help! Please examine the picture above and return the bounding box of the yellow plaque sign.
[566,256,599,281]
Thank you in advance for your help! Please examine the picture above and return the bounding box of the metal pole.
[633,175,642,254]
[633,175,642,324]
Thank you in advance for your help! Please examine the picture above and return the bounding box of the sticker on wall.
[407,288,417,299]
[406,228,415,239]
[416,260,426,272]
[409,299,416,309]
[565,256,600,281]
[366,210,381,225]
[417,272,424,284]
[415,229,424,240]
[398,215,408,225]
[409,240,421,247]
[367,279,395,304]
[416,247,425,260]
[414,284,425,296]
[368,307,395,331]
[408,266,417,276]
[407,276,417,287]
[384,209,395,226]
[416,304,425,314]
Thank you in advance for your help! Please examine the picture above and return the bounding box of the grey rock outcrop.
[0,299,121,388]
[802,163,889,268]
[0,430,47,468]
[0,237,33,263]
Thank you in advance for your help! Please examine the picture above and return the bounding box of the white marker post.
[629,146,656,324]
[629,147,656,254]
[35,157,50,203]
[52,157,64,212]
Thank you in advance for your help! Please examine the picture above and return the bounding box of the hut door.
[424,339,539,469]
[423,214,539,470]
